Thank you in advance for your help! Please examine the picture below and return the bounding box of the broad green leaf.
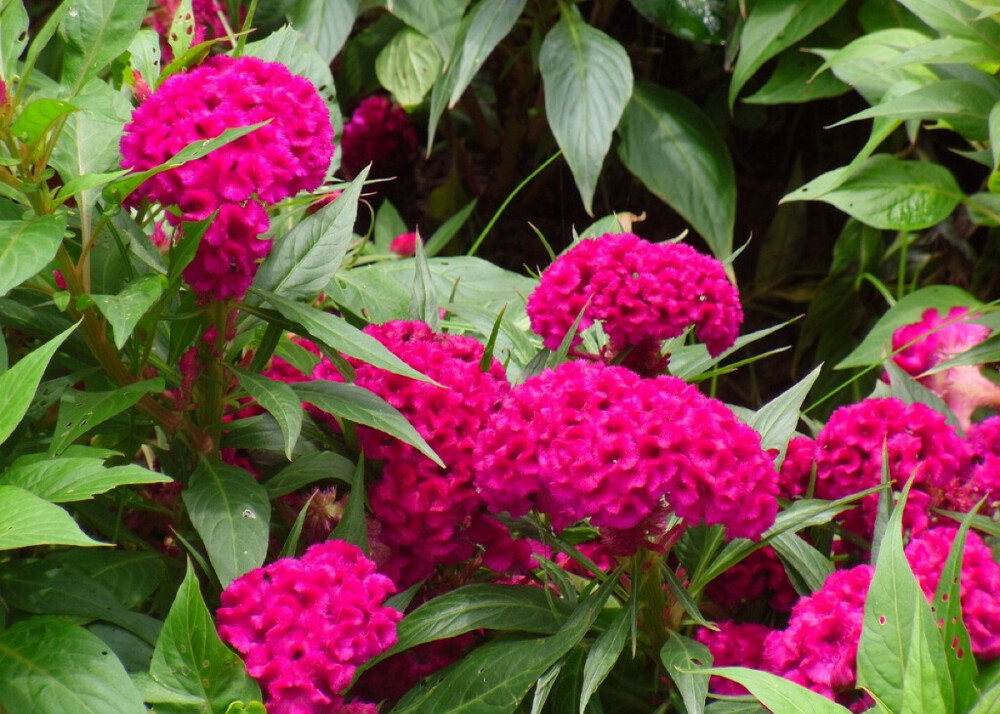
[880,37,1000,71]
[11,97,77,144]
[837,284,980,368]
[50,378,164,456]
[0,214,66,298]
[149,562,261,709]
[374,199,409,252]
[0,485,105,549]
[540,7,633,215]
[857,483,954,713]
[386,584,572,656]
[127,28,161,88]
[0,560,160,644]
[232,368,303,461]
[255,289,436,384]
[409,236,440,329]
[729,0,849,107]
[693,667,852,713]
[580,607,629,712]
[807,154,962,231]
[0,617,144,714]
[747,365,822,456]
[660,632,712,714]
[252,167,367,302]
[59,0,147,95]
[832,79,998,141]
[0,0,28,84]
[330,456,368,552]
[628,0,727,43]
[618,82,734,261]
[376,28,442,108]
[49,550,167,610]
[426,11,471,153]
[448,0,526,107]
[166,0,194,59]
[0,457,169,502]
[181,458,271,586]
[263,451,355,499]
[382,0,469,62]
[290,0,359,63]
[744,51,849,105]
[0,322,76,446]
[291,379,444,467]
[90,274,165,350]
[770,531,833,593]
[896,0,1000,51]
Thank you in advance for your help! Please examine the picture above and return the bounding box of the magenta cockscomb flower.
[180,199,270,300]
[890,307,1000,427]
[216,540,399,714]
[694,621,775,696]
[526,233,742,364]
[813,397,969,540]
[121,54,332,211]
[340,95,418,179]
[776,435,816,499]
[346,320,510,586]
[474,361,777,545]
[962,416,1000,509]
[389,231,417,255]
[764,564,874,704]
[905,526,1000,660]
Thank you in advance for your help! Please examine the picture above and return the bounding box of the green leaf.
[579,607,629,712]
[409,235,440,329]
[291,379,444,467]
[424,198,477,256]
[0,214,66,298]
[692,667,852,713]
[744,51,849,105]
[0,322,76,447]
[807,154,962,231]
[331,456,368,552]
[382,0,469,62]
[232,368,303,461]
[58,0,147,95]
[90,274,165,350]
[181,458,271,586]
[0,617,145,714]
[0,485,106,550]
[49,549,167,610]
[628,0,727,43]
[263,451,355,499]
[880,37,1000,71]
[166,0,195,59]
[252,167,367,303]
[881,360,961,431]
[617,82,734,261]
[50,378,164,456]
[149,561,261,710]
[857,483,954,713]
[374,199,409,252]
[127,28,161,88]
[279,491,313,558]
[896,0,1000,51]
[769,530,833,593]
[11,97,77,144]
[0,457,169,502]
[729,0,849,107]
[255,289,436,384]
[837,285,980,368]
[0,0,28,84]
[660,632,712,714]
[0,560,160,644]
[290,0,359,63]
[747,365,822,456]
[540,7,633,215]
[387,584,572,656]
[376,28,443,107]
[448,0,526,107]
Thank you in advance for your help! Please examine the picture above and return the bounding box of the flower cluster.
[890,307,1000,427]
[347,320,511,586]
[340,95,418,179]
[120,55,332,300]
[216,540,399,713]
[526,233,742,366]
[474,360,777,544]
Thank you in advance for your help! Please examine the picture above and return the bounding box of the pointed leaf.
[50,378,164,456]
[0,0,28,84]
[579,607,629,712]
[90,274,165,350]
[409,236,440,329]
[11,97,77,145]
[232,368,303,461]
[382,0,469,62]
[0,215,66,298]
[747,365,822,455]
[0,457,169,502]
[59,0,147,95]
[694,667,852,713]
[661,632,712,714]
[263,451,355,499]
[290,0,359,63]
[0,485,106,549]
[628,0,727,43]
[448,0,526,107]
[376,28,443,108]
[331,456,368,552]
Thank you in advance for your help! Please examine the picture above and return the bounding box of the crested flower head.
[526,233,742,361]
[340,95,418,179]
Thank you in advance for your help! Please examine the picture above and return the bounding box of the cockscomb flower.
[389,231,417,255]
[526,233,742,364]
[180,199,270,301]
[813,397,969,540]
[340,95,418,179]
[120,54,332,213]
[905,526,1000,660]
[890,307,1000,427]
[474,361,777,544]
[216,540,400,713]
[694,621,775,696]
[346,320,510,586]
[962,416,1000,509]
[776,435,816,499]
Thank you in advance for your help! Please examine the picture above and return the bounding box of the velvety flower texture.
[349,320,511,586]
[474,361,777,542]
[905,526,1000,659]
[813,397,969,539]
[890,307,1000,427]
[776,435,816,499]
[180,200,270,300]
[964,416,1000,508]
[340,95,418,179]
[216,540,399,714]
[526,233,742,358]
[694,621,774,696]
